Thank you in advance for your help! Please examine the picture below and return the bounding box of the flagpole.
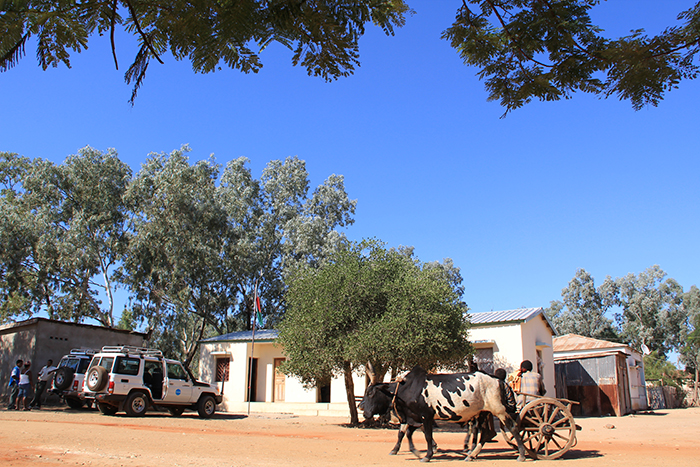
[247,277,259,416]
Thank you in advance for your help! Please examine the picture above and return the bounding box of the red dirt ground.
[1,406,698,466]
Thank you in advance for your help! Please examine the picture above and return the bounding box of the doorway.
[273,358,285,402]
[246,357,258,402]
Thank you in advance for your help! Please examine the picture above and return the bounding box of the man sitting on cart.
[509,360,545,410]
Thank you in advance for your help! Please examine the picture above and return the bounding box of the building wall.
[468,323,523,373]
[521,316,556,396]
[199,340,367,415]
[1,319,146,387]
[625,353,648,411]
[468,316,555,396]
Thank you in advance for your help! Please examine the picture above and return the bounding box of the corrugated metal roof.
[200,329,279,343]
[553,333,629,353]
[469,308,557,335]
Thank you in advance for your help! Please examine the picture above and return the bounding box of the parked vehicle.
[81,346,222,418]
[51,349,97,409]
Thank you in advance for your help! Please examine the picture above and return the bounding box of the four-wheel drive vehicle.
[51,349,97,409]
[81,346,222,418]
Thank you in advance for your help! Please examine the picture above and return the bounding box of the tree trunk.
[343,361,359,425]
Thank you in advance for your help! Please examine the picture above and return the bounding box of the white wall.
[468,323,522,373]
[468,315,555,396]
[200,341,369,410]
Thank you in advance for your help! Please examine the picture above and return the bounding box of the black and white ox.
[361,366,526,462]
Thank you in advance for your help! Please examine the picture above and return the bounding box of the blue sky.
[2,1,699,320]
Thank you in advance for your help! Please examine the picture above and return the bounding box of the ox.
[361,366,526,462]
[359,381,436,457]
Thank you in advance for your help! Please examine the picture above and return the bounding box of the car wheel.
[65,397,84,409]
[86,366,108,392]
[97,402,118,415]
[53,367,74,391]
[197,395,216,419]
[124,392,149,417]
[168,407,185,417]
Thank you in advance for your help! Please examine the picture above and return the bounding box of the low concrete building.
[553,334,648,416]
[468,308,557,396]
[1,317,148,388]
[199,330,363,416]
[199,307,557,417]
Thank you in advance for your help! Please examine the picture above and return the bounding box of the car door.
[162,362,192,404]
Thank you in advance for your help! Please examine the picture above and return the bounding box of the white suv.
[81,346,222,418]
[51,349,97,409]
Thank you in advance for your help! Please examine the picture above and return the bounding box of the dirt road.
[1,406,698,466]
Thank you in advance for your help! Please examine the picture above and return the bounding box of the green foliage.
[442,1,700,115]
[546,268,620,341]
[0,0,410,102]
[614,266,686,357]
[118,147,356,369]
[643,350,685,391]
[278,239,470,423]
[1,147,356,372]
[0,148,131,327]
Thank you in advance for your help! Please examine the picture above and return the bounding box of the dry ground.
[1,405,698,467]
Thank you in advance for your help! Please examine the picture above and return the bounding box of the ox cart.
[501,393,580,460]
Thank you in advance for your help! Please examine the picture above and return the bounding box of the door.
[162,362,193,404]
[246,358,258,402]
[273,358,285,402]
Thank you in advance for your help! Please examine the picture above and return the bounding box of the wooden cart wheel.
[502,397,577,460]
[520,398,577,459]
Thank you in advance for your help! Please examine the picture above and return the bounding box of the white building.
[199,308,557,417]
[468,308,557,396]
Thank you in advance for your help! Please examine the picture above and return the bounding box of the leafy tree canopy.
[2,1,699,112]
[0,0,410,103]
[278,239,470,424]
[545,268,619,341]
[444,1,700,115]
[0,148,131,327]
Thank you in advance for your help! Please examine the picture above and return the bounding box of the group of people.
[7,358,57,410]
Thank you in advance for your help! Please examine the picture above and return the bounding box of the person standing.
[30,359,56,409]
[17,361,32,410]
[513,360,545,409]
[7,359,23,410]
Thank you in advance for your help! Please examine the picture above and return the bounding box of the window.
[77,358,91,374]
[167,362,188,380]
[114,357,140,375]
[65,358,80,371]
[475,348,494,374]
[216,357,230,382]
[98,357,115,372]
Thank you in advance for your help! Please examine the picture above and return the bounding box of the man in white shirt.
[29,359,57,409]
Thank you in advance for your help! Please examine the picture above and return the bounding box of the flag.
[254,294,264,329]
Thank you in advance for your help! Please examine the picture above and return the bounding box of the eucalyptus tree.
[0,151,37,321]
[0,148,131,326]
[679,285,700,404]
[546,269,619,341]
[614,265,686,356]
[279,239,470,425]
[217,155,356,332]
[121,146,232,368]
[123,150,356,367]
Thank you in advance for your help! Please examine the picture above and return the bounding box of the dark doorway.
[246,357,258,402]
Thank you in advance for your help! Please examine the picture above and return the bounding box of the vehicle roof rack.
[69,348,97,355]
[100,345,163,357]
